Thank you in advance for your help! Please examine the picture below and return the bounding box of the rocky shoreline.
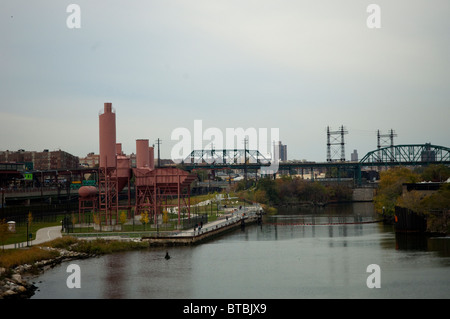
[0,247,96,299]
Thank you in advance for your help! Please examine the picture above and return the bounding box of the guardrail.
[173,205,261,237]
[67,204,263,240]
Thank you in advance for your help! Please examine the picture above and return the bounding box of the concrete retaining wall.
[352,188,375,202]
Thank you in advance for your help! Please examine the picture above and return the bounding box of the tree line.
[374,164,450,233]
[234,176,353,206]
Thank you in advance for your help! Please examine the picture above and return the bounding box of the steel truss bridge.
[359,144,450,166]
[185,149,270,166]
[179,144,450,184]
[3,144,448,193]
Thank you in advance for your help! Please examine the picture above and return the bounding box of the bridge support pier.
[356,165,362,186]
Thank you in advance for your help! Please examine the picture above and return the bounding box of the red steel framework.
[98,166,120,227]
[78,186,98,224]
[80,102,196,230]
[134,165,196,228]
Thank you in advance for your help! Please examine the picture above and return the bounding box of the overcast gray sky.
[1,1,449,162]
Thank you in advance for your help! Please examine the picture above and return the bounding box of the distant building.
[275,141,287,162]
[79,152,100,168]
[421,150,436,162]
[0,149,79,170]
[351,149,358,162]
[79,152,164,169]
[129,153,137,168]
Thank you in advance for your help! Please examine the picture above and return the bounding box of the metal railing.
[67,204,262,240]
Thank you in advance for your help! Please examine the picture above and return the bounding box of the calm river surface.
[31,203,450,299]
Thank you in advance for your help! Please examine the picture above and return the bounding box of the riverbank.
[0,237,155,299]
[0,207,262,298]
[0,245,95,299]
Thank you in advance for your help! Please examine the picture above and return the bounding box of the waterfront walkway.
[3,225,62,249]
[3,204,262,249]
[177,205,261,235]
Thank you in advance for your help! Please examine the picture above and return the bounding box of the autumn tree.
[93,213,100,226]
[254,189,267,204]
[374,167,420,215]
[396,190,427,214]
[162,210,169,224]
[119,211,127,228]
[421,183,450,211]
[420,164,450,182]
[256,177,279,204]
[141,211,149,230]
[421,183,450,233]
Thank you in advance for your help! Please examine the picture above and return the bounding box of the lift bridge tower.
[378,129,397,150]
[377,129,397,164]
[327,126,348,162]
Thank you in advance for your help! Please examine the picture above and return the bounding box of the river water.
[31,202,450,299]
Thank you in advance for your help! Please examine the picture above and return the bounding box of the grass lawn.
[0,192,251,246]
[1,218,64,246]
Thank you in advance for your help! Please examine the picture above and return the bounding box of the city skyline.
[1,1,449,162]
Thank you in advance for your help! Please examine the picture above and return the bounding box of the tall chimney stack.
[99,102,117,169]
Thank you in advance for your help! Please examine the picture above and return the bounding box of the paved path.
[3,226,62,249]
[2,204,262,247]
[173,204,261,237]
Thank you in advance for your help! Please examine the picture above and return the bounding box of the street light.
[26,218,29,247]
[66,170,73,201]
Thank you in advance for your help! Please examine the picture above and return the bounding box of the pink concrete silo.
[99,103,117,169]
[149,146,155,170]
[115,143,130,191]
[136,139,150,168]
[118,165,131,193]
[116,143,123,156]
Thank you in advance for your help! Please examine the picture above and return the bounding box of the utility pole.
[243,138,248,182]
[340,126,346,162]
[156,138,162,167]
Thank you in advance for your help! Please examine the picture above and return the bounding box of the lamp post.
[26,212,32,247]
[66,170,73,200]
[26,218,29,247]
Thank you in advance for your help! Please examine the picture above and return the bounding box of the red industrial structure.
[133,138,196,226]
[78,185,97,224]
[78,102,196,230]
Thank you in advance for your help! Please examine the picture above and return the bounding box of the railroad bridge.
[179,143,450,185]
[1,144,449,202]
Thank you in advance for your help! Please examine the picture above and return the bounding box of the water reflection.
[31,203,450,299]
[395,232,450,258]
[103,253,126,298]
[262,202,382,243]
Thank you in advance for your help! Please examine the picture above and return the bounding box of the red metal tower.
[98,103,119,228]
[82,102,194,231]
[133,139,196,228]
